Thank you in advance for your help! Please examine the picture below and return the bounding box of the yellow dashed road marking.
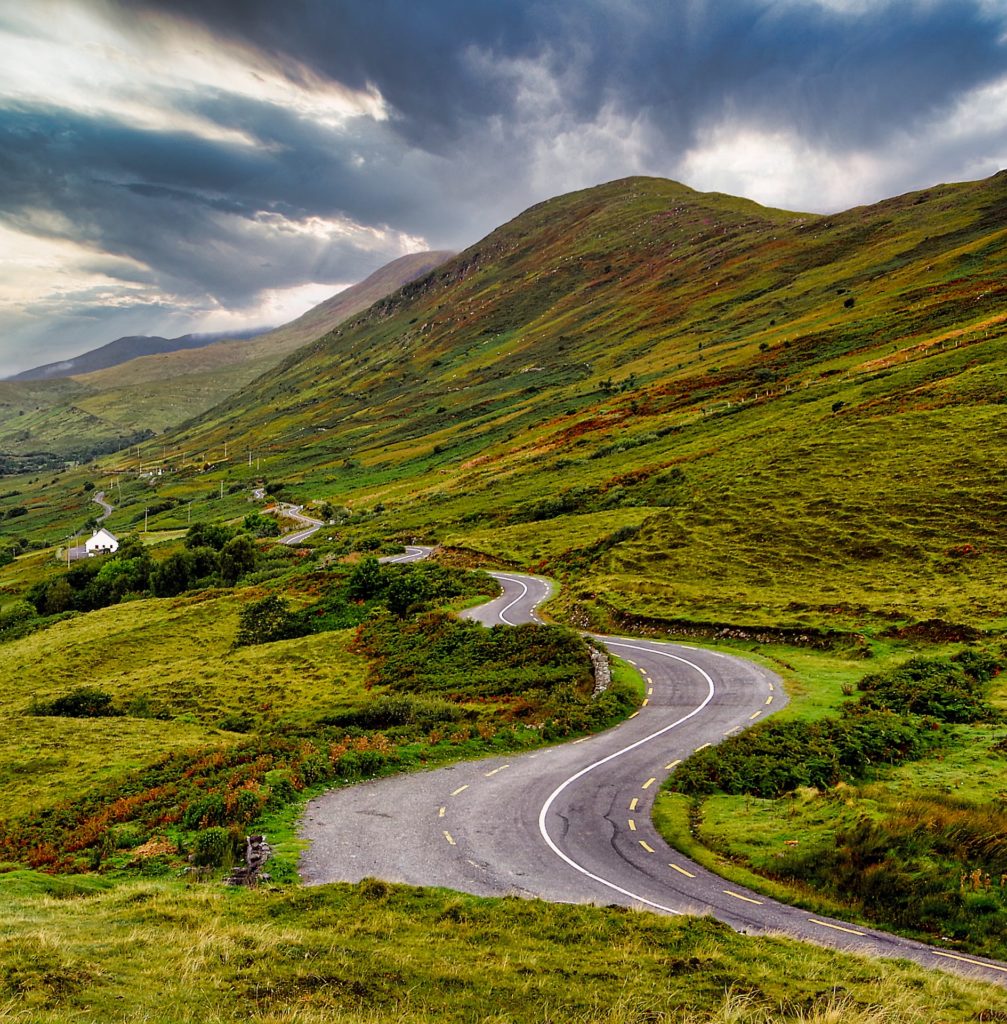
[932,951,1007,973]
[642,777,657,790]
[724,726,739,736]
[451,785,469,796]
[639,841,655,853]
[768,682,774,691]
[484,764,510,777]
[642,698,649,707]
[695,743,711,752]
[749,711,761,720]
[724,890,763,905]
[628,819,637,831]
[808,919,865,937]
[665,759,681,770]
[629,798,639,811]
[647,687,653,696]
[628,711,640,719]
[669,862,696,878]
[765,695,773,705]
[443,831,456,846]
[438,806,446,818]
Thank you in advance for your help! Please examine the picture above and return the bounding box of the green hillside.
[0,251,453,462]
[149,171,1007,638]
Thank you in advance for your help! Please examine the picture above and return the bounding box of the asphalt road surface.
[380,545,435,564]
[93,490,114,522]
[278,503,324,545]
[301,570,1007,988]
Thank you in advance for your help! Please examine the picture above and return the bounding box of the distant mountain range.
[0,250,454,461]
[8,329,267,382]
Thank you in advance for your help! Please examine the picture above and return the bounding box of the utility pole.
[220,479,224,499]
[248,450,252,467]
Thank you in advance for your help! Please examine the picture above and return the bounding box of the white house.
[84,528,119,556]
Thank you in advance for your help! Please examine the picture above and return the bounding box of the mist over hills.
[0,250,453,463]
[7,328,267,382]
[164,170,1007,634]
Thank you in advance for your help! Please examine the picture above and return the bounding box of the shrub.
[234,595,306,647]
[191,827,234,867]
[856,654,999,723]
[671,654,1002,799]
[31,687,120,718]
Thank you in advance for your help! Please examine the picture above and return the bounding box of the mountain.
[158,171,1007,635]
[0,250,454,461]
[7,329,266,382]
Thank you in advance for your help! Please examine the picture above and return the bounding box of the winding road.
[277,503,325,545]
[93,490,114,522]
[301,569,1007,988]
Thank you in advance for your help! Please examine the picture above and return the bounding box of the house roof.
[87,527,118,544]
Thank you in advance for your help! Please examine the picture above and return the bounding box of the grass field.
[0,588,370,816]
[0,873,1003,1023]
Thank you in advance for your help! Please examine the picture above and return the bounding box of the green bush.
[670,653,1002,799]
[856,654,999,722]
[191,827,234,867]
[234,595,306,647]
[31,687,120,719]
[355,612,593,699]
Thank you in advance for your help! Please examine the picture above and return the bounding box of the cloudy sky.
[1,0,1006,377]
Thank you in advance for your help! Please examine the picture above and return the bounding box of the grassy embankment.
[652,646,1007,962]
[1,872,1005,1023]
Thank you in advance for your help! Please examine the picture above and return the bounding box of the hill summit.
[151,171,1007,634]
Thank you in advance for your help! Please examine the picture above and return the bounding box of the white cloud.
[0,1,387,146]
[678,70,1007,213]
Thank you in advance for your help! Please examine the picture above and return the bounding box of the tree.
[219,534,257,584]
[235,595,300,646]
[347,556,383,600]
[151,550,195,597]
[243,511,280,537]
[385,572,431,617]
[185,522,233,551]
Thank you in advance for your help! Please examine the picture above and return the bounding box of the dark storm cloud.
[0,102,425,305]
[119,0,1007,153]
[4,0,1007,373]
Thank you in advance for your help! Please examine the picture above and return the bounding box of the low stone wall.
[589,646,611,695]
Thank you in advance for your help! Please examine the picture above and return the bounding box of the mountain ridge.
[7,328,268,382]
[149,170,1007,634]
[0,250,454,460]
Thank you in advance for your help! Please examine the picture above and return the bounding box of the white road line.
[488,573,550,626]
[537,642,717,917]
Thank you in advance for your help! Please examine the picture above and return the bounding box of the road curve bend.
[301,569,1007,987]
